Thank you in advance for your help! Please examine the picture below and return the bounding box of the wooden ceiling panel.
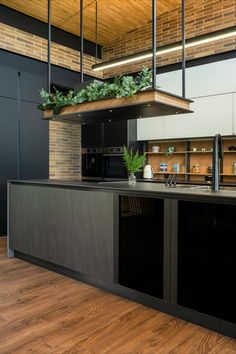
[1,0,181,45]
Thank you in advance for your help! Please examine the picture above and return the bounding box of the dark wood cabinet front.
[178,201,236,324]
[9,184,115,282]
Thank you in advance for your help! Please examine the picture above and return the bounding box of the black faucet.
[212,134,224,191]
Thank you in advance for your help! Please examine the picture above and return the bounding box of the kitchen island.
[8,180,236,338]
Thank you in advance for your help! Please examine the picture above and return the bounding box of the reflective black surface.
[119,196,164,298]
[178,201,236,324]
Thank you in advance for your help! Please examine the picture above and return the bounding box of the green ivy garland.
[37,67,153,115]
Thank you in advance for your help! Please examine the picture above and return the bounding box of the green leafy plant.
[37,66,154,115]
[136,66,152,90]
[164,146,175,157]
[122,146,146,174]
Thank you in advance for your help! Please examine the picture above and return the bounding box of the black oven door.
[103,154,127,179]
[82,153,103,178]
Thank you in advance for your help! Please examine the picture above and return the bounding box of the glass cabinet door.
[178,201,236,324]
[119,196,164,298]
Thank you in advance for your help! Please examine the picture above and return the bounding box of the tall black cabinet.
[0,66,49,234]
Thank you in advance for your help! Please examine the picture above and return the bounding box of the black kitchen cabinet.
[82,122,103,148]
[82,120,137,148]
[20,101,49,179]
[104,121,128,147]
[0,98,18,234]
[0,66,18,99]
[119,195,164,298]
[20,71,47,103]
[178,201,236,324]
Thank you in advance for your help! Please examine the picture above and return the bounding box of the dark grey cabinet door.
[20,72,47,103]
[0,66,18,99]
[9,184,114,282]
[20,101,49,179]
[0,98,18,233]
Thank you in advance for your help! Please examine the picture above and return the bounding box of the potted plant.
[122,146,146,185]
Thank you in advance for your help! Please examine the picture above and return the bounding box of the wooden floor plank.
[0,236,235,354]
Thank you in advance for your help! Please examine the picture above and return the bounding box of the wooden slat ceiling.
[2,0,181,45]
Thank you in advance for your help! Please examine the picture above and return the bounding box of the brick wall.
[49,121,81,180]
[103,0,236,78]
[0,23,102,79]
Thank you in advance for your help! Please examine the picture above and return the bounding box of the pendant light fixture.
[92,25,236,72]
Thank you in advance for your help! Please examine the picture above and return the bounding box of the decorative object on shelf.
[143,165,155,179]
[38,67,152,115]
[165,146,175,157]
[152,145,160,153]
[201,148,206,152]
[192,147,197,152]
[233,163,236,175]
[172,163,182,173]
[192,164,200,173]
[228,146,236,151]
[207,165,213,174]
[122,146,146,185]
[160,162,168,172]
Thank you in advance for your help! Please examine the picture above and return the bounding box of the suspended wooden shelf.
[43,89,193,124]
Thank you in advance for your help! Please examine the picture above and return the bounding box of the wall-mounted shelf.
[146,137,236,184]
[186,151,212,153]
[146,152,186,155]
[154,172,186,175]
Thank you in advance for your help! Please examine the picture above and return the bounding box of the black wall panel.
[0,97,18,234]
[20,101,49,179]
[0,66,18,99]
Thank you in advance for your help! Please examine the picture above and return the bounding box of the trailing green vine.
[37,67,153,115]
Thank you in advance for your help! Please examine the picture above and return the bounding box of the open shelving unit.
[146,137,236,184]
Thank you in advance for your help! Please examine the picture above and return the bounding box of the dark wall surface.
[0,50,94,234]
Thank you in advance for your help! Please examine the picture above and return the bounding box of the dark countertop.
[9,179,236,203]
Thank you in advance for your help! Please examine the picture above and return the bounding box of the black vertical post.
[47,0,51,93]
[152,0,157,89]
[182,0,186,98]
[80,0,84,83]
[95,0,98,61]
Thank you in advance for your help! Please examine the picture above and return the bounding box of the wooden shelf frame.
[43,89,192,124]
[147,137,236,184]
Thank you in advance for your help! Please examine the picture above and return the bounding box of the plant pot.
[128,172,136,185]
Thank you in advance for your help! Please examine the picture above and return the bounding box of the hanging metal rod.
[47,0,51,92]
[152,0,157,89]
[95,0,98,61]
[182,0,186,98]
[80,0,84,83]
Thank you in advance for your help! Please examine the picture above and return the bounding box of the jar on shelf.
[192,164,200,173]
[160,162,168,172]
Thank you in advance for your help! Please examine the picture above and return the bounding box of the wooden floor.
[0,237,235,354]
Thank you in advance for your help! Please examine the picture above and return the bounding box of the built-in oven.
[82,148,103,180]
[103,147,127,179]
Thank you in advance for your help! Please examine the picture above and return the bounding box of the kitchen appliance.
[143,165,155,179]
[103,147,127,179]
[82,148,103,180]
[152,146,160,153]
